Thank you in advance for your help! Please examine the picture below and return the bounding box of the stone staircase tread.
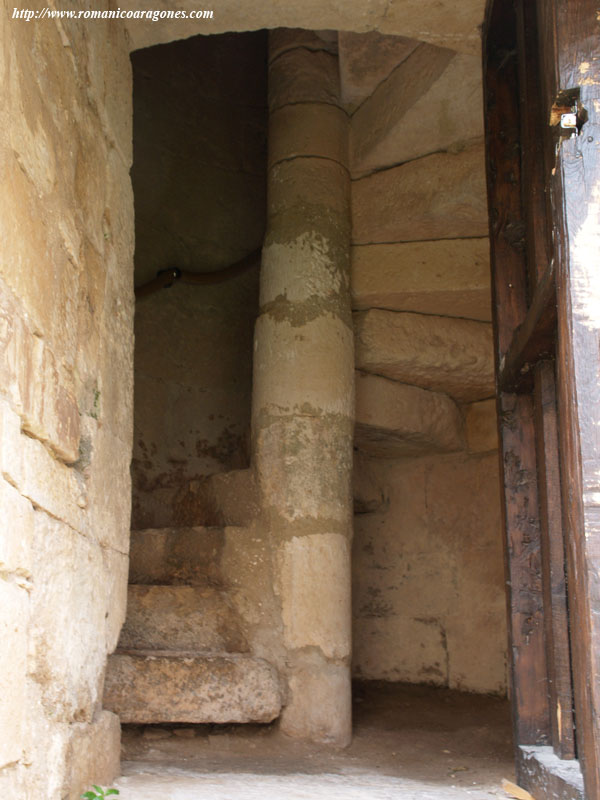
[118,584,249,654]
[104,652,282,724]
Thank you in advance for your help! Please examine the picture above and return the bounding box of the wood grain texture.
[533,361,576,760]
[538,0,600,794]
[483,0,551,749]
[499,260,556,393]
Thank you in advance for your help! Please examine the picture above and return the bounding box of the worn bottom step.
[103,652,282,724]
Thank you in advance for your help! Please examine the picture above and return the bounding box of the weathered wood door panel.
[483,1,600,797]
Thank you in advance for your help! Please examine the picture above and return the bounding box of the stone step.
[355,372,465,457]
[354,309,494,403]
[350,45,483,175]
[128,526,228,586]
[103,652,282,724]
[118,585,249,654]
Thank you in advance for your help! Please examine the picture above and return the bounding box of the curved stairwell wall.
[346,33,508,695]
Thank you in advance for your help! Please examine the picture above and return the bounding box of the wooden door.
[483,1,600,797]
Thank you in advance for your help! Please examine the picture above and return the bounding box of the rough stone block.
[352,143,488,244]
[129,526,225,586]
[124,3,484,57]
[268,48,339,110]
[5,422,84,533]
[118,585,249,654]
[338,31,419,110]
[354,309,495,402]
[86,424,132,552]
[279,534,351,660]
[104,653,282,724]
[0,765,24,800]
[465,398,499,452]
[351,48,483,173]
[379,0,486,55]
[351,239,492,321]
[269,103,347,168]
[220,526,281,657]
[63,711,121,800]
[29,514,106,723]
[0,280,80,462]
[0,478,34,577]
[101,546,129,654]
[355,372,464,457]
[0,581,28,767]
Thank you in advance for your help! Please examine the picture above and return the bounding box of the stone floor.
[114,682,515,799]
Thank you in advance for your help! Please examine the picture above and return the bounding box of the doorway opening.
[108,26,512,797]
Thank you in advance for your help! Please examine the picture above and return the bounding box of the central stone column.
[252,30,354,746]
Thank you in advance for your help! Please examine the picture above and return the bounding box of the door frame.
[483,1,600,797]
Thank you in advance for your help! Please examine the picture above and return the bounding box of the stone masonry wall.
[0,6,133,798]
[347,33,507,694]
[130,33,266,530]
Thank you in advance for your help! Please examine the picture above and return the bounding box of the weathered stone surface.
[352,451,506,693]
[351,239,492,321]
[269,48,340,110]
[208,469,260,526]
[0,398,85,533]
[131,271,258,530]
[0,278,80,463]
[281,658,352,746]
[104,653,282,723]
[122,1,485,57]
[118,585,249,653]
[253,315,354,418]
[338,32,419,110]
[355,372,464,457]
[0,581,28,767]
[269,28,338,62]
[101,547,130,654]
[86,423,132,552]
[352,144,488,244]
[268,157,349,222]
[63,712,121,800]
[355,309,495,402]
[353,614,451,685]
[220,526,283,664]
[0,477,33,578]
[269,103,347,168]
[129,526,225,586]
[1,10,134,799]
[279,534,351,660]
[351,49,483,174]
[353,451,385,513]
[465,398,499,453]
[256,414,354,526]
[29,514,107,723]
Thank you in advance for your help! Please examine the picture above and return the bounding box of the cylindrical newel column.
[252,30,353,746]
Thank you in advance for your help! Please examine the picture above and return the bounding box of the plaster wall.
[0,6,133,798]
[130,33,266,530]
